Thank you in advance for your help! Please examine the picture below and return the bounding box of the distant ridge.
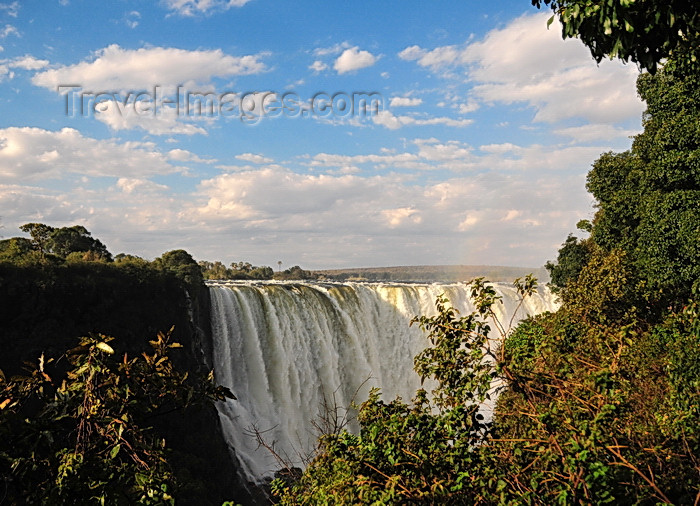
[313,265,549,283]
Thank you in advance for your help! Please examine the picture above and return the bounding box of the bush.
[0,332,234,504]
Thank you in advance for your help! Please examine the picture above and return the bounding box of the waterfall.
[209,281,558,482]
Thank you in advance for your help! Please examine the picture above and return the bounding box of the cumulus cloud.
[458,100,479,114]
[179,161,591,266]
[0,131,605,267]
[163,0,252,16]
[0,127,183,181]
[116,178,168,194]
[334,47,377,74]
[382,207,422,228]
[32,45,267,91]
[399,12,643,125]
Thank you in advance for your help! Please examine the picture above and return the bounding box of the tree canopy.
[584,62,700,310]
[532,0,699,72]
[12,223,113,262]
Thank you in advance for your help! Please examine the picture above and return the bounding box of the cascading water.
[209,281,558,482]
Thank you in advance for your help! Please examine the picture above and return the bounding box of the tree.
[15,223,113,262]
[19,222,55,259]
[153,249,204,295]
[50,225,112,261]
[545,233,591,291]
[584,63,700,310]
[0,237,34,262]
[531,0,699,72]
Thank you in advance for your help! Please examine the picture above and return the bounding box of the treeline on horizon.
[1,224,547,283]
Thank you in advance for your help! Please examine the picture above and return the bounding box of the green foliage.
[198,260,274,280]
[0,261,197,376]
[153,250,204,297]
[585,64,700,311]
[531,0,699,73]
[49,225,112,261]
[0,251,254,503]
[545,234,592,291]
[0,237,33,262]
[0,331,234,504]
[547,57,699,314]
[17,223,113,262]
[274,265,318,281]
[497,285,700,504]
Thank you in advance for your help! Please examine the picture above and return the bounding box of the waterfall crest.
[209,281,558,481]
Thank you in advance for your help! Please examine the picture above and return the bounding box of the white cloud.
[32,45,267,91]
[0,133,608,268]
[390,97,422,107]
[9,55,49,70]
[0,2,19,17]
[116,178,168,194]
[334,47,377,74]
[0,127,183,181]
[163,0,252,16]
[309,60,328,73]
[179,161,591,266]
[458,100,479,114]
[553,124,639,142]
[0,24,18,38]
[124,11,141,29]
[94,101,209,136]
[457,213,479,231]
[501,210,522,222]
[313,42,351,57]
[311,151,419,170]
[399,13,644,125]
[373,110,473,130]
[398,44,461,70]
[236,153,273,164]
[167,148,214,164]
[382,207,422,228]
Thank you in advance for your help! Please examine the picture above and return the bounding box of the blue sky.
[0,0,644,269]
